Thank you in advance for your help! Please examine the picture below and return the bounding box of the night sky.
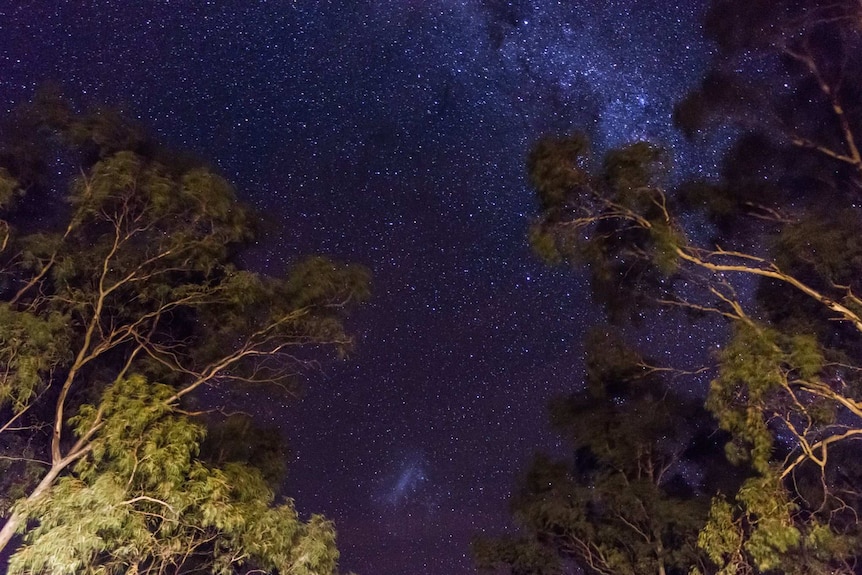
[1,2,716,572]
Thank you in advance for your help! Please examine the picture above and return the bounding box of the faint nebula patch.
[379,454,429,507]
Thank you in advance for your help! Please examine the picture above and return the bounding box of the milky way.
[1,1,712,572]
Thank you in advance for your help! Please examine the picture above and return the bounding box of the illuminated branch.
[782,42,862,176]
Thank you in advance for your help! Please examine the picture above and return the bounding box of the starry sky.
[1,1,715,572]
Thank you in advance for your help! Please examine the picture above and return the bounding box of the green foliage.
[527,222,562,264]
[706,322,839,475]
[736,474,800,571]
[787,334,824,380]
[650,220,685,276]
[199,414,288,490]
[525,134,685,321]
[707,324,778,471]
[602,141,669,195]
[698,497,744,574]
[516,1,862,573]
[476,331,729,575]
[0,94,364,572]
[527,133,591,210]
[10,376,340,575]
[283,255,371,310]
[64,149,250,275]
[0,304,70,413]
[698,470,861,575]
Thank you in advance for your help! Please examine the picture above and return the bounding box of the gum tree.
[474,330,736,575]
[0,93,369,573]
[523,2,862,570]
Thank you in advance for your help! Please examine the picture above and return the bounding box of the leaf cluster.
[476,332,732,575]
[0,303,70,413]
[699,470,860,575]
[527,135,684,320]
[11,375,341,575]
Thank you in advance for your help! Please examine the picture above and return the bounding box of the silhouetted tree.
[474,330,737,575]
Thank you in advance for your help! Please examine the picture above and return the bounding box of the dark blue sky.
[1,1,714,572]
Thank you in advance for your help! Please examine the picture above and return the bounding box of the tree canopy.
[485,1,862,573]
[474,330,740,575]
[0,92,369,574]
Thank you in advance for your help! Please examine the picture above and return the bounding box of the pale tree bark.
[0,155,363,560]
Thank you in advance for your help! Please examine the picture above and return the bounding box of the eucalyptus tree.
[519,1,862,572]
[474,331,735,575]
[0,93,369,573]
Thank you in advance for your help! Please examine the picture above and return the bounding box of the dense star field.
[1,1,715,572]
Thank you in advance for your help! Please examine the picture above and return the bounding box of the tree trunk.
[0,461,67,554]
